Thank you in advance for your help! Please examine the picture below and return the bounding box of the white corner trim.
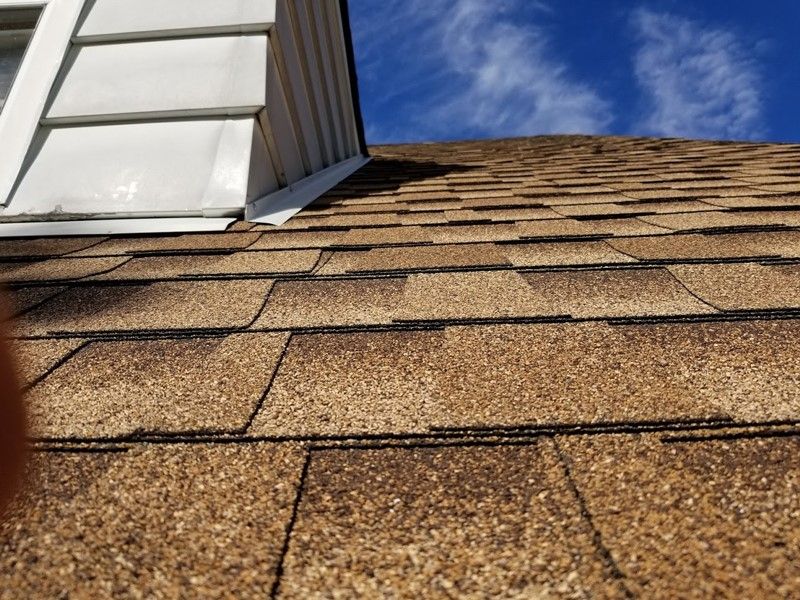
[0,0,85,206]
[0,217,235,237]
[246,153,369,225]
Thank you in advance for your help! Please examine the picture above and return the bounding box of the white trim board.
[0,217,235,237]
[247,153,369,225]
[0,0,84,206]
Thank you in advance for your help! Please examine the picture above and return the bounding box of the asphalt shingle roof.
[3,135,800,597]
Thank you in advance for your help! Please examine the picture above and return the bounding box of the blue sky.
[349,0,800,145]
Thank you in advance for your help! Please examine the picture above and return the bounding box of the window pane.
[0,8,41,112]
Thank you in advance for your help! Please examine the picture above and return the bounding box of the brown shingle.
[0,237,103,259]
[2,286,65,318]
[317,243,509,274]
[516,218,669,238]
[14,280,272,334]
[254,278,405,329]
[26,333,288,438]
[428,223,521,243]
[0,257,127,283]
[504,241,637,267]
[552,200,713,217]
[608,231,800,260]
[0,444,305,597]
[640,210,799,231]
[92,250,320,280]
[248,229,348,249]
[255,320,799,436]
[669,263,800,310]
[396,271,560,321]
[279,443,625,599]
[10,338,84,387]
[523,268,716,317]
[72,233,260,256]
[341,226,436,246]
[559,435,800,599]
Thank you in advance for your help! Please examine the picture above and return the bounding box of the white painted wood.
[265,40,306,185]
[273,0,323,172]
[0,217,235,237]
[309,0,346,162]
[282,0,328,169]
[45,34,267,123]
[0,0,83,206]
[76,0,277,42]
[292,0,336,166]
[327,0,360,156]
[0,0,367,231]
[245,117,281,205]
[321,0,355,156]
[2,118,256,219]
[248,154,369,225]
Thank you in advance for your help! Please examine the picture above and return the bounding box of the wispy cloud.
[352,0,611,142]
[631,8,764,140]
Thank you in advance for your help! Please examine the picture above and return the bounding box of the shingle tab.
[92,250,320,280]
[669,263,800,310]
[14,280,273,334]
[255,278,405,328]
[559,435,800,598]
[26,333,288,438]
[0,445,305,597]
[279,443,625,599]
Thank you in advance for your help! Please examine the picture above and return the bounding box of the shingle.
[608,231,800,260]
[559,435,800,599]
[640,210,796,231]
[282,212,403,229]
[256,320,782,436]
[523,268,716,317]
[254,278,405,329]
[72,233,260,256]
[504,241,637,267]
[396,271,560,321]
[516,218,668,238]
[669,263,800,310]
[248,229,347,249]
[26,333,288,438]
[469,207,564,221]
[0,444,305,597]
[536,193,634,206]
[341,226,435,246]
[3,286,65,318]
[428,223,521,243]
[279,443,625,599]
[92,250,320,280]
[619,189,702,200]
[0,257,127,283]
[553,200,713,217]
[0,237,103,259]
[317,243,509,274]
[701,195,800,209]
[14,280,272,335]
[9,338,84,387]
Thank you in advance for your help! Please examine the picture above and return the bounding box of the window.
[0,7,41,112]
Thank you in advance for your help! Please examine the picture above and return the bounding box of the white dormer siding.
[0,0,368,236]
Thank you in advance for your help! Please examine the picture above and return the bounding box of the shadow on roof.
[308,158,479,205]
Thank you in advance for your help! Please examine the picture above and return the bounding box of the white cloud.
[351,0,611,141]
[632,8,764,140]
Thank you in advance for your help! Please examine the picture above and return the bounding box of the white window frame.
[0,0,84,206]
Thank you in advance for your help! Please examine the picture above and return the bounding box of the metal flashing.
[247,153,370,225]
[0,217,235,238]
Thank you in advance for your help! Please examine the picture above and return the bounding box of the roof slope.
[3,135,800,597]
